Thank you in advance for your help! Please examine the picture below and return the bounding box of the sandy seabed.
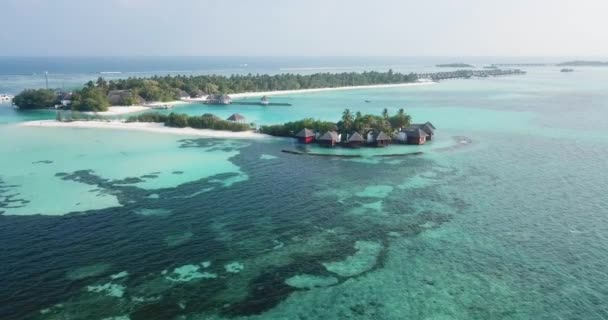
[20,120,270,139]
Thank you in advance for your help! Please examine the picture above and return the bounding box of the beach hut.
[347,131,365,148]
[295,128,315,144]
[405,128,428,145]
[227,113,246,123]
[318,131,339,147]
[177,90,190,99]
[260,96,269,105]
[205,94,232,105]
[374,131,391,147]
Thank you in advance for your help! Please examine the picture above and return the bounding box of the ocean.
[1,57,607,320]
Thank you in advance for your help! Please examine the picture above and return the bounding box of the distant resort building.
[260,96,269,105]
[346,131,365,148]
[107,90,145,106]
[177,90,190,99]
[295,128,316,144]
[57,92,73,107]
[227,113,246,123]
[205,94,232,105]
[318,131,339,147]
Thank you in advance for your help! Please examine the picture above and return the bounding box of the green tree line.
[127,112,251,132]
[12,70,417,111]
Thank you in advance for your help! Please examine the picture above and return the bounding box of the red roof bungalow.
[405,128,428,145]
[295,128,315,144]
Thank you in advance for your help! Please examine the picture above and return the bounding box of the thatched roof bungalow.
[205,94,232,105]
[227,113,246,122]
[347,131,365,148]
[295,128,315,144]
[318,131,339,147]
[260,96,269,105]
[374,131,391,147]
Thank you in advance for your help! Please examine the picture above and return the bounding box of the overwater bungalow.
[295,128,315,144]
[318,131,339,147]
[411,123,435,140]
[260,96,269,105]
[374,131,391,147]
[227,113,246,123]
[346,131,365,148]
[205,94,232,105]
[405,128,428,145]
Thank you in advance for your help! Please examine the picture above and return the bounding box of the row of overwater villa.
[295,122,436,148]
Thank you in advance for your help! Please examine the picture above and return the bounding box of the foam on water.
[224,262,245,274]
[110,271,129,280]
[87,282,126,298]
[260,154,278,160]
[166,264,218,282]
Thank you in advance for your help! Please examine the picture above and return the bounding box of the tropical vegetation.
[260,108,412,140]
[12,70,418,110]
[126,112,251,131]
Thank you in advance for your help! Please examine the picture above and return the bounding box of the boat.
[560,68,574,73]
[260,96,270,105]
[150,104,172,110]
[365,100,371,103]
[0,94,14,102]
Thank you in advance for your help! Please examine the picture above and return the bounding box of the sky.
[1,0,607,57]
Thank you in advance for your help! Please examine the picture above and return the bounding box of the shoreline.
[185,81,435,101]
[83,101,189,116]
[65,82,434,116]
[20,120,271,139]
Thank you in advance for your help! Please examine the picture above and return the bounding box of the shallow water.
[1,61,608,320]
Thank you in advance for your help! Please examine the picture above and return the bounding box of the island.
[10,68,525,113]
[557,61,608,67]
[436,63,475,68]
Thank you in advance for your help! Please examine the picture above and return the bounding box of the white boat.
[0,94,14,102]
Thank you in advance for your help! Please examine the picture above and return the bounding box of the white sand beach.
[83,101,188,116]
[186,81,435,101]
[21,120,270,139]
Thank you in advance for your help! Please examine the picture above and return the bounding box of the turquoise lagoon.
[1,65,608,319]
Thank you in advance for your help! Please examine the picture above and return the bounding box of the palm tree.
[341,108,354,131]
[382,108,389,120]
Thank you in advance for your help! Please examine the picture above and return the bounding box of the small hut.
[374,131,391,147]
[405,128,428,145]
[347,131,365,148]
[295,128,315,144]
[205,94,232,105]
[227,113,246,123]
[318,131,339,147]
[260,96,269,105]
